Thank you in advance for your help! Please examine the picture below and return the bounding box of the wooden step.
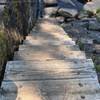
[24,34,76,46]
[4,59,96,81]
[26,31,73,42]
[33,20,72,40]
[14,49,86,60]
[1,80,100,100]
[1,18,100,100]
[18,44,80,51]
[23,39,76,46]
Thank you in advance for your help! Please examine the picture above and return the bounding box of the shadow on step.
[0,80,18,100]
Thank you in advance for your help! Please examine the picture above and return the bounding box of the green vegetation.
[92,55,100,72]
[76,40,84,50]
[95,8,100,22]
[0,0,38,83]
[0,28,7,78]
[95,64,100,72]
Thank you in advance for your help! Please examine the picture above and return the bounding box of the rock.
[58,8,78,18]
[84,44,95,53]
[56,17,65,23]
[58,0,83,11]
[43,0,58,7]
[79,38,93,44]
[93,39,100,44]
[84,0,100,13]
[94,45,100,54]
[71,20,89,28]
[88,20,100,31]
[64,17,76,22]
[44,7,58,17]
[87,31,100,43]
[57,0,83,18]
[97,72,100,82]
[78,10,94,19]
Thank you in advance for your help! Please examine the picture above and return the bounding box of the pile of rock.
[62,10,100,82]
[43,0,82,19]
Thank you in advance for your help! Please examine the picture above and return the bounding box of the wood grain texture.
[0,18,100,100]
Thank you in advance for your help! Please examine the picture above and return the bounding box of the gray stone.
[58,0,83,12]
[58,8,78,18]
[71,20,89,28]
[84,44,95,53]
[56,17,65,23]
[87,31,100,43]
[84,0,100,13]
[94,45,100,54]
[43,0,58,6]
[78,10,94,19]
[88,20,100,31]
[79,38,93,44]
[44,7,58,17]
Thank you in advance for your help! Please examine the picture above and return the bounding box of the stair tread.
[4,59,97,81]
[1,80,100,100]
[23,39,76,46]
[14,49,86,60]
[19,44,80,51]
[1,17,100,100]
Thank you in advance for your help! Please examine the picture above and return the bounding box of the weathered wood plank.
[19,44,80,51]
[14,50,86,60]
[23,39,76,46]
[4,59,97,81]
[6,59,95,69]
[1,80,100,100]
[1,18,100,100]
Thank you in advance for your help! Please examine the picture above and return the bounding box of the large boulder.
[57,0,83,18]
[84,0,100,13]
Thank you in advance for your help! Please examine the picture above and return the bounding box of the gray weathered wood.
[4,59,97,81]
[1,18,100,100]
[19,44,80,51]
[1,80,100,100]
[14,50,86,60]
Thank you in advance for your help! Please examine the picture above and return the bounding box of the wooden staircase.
[0,17,100,100]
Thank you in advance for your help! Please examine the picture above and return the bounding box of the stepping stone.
[4,59,96,81]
